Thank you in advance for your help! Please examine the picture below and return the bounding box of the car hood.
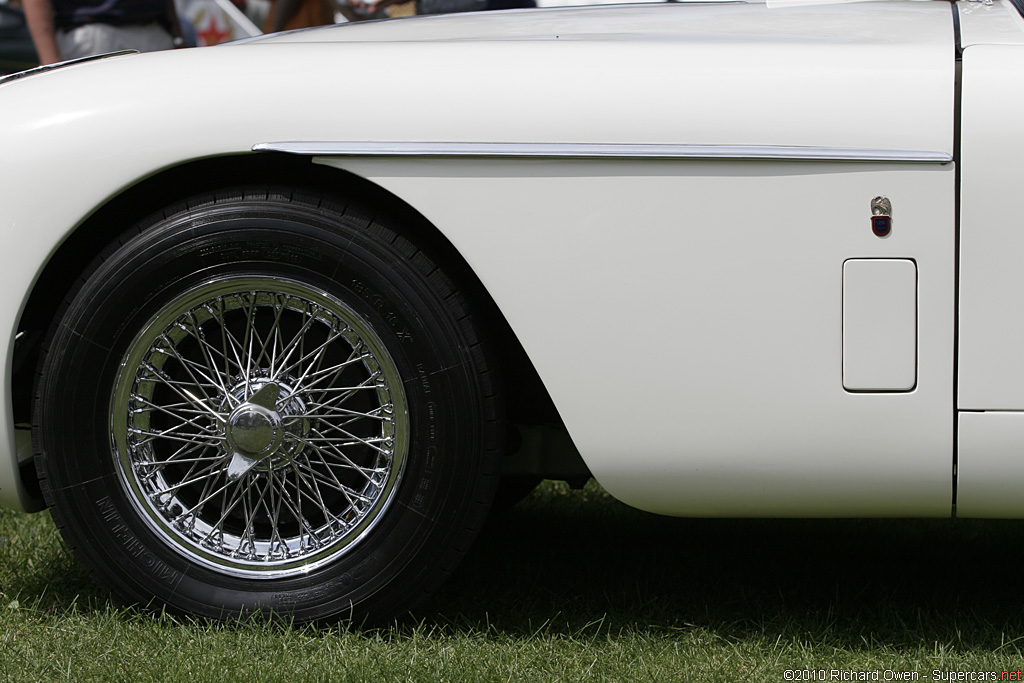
[237,0,954,156]
[0,0,954,217]
[251,0,951,47]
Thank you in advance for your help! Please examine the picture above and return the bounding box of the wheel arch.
[14,152,571,506]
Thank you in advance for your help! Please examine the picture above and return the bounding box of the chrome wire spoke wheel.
[38,190,501,622]
[110,276,409,578]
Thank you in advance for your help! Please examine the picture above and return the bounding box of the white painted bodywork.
[0,0,970,515]
[953,2,1024,516]
[957,42,1024,409]
[958,0,1024,47]
[958,412,1024,517]
[323,157,955,516]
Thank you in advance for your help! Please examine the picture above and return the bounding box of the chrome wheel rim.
[110,276,408,578]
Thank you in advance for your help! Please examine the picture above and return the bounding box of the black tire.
[33,188,502,623]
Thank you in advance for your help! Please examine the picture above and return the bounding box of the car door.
[954,0,1024,516]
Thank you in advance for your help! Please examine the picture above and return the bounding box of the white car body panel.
[958,0,1024,48]
[0,0,968,515]
[326,157,954,516]
[954,2,1024,515]
[958,412,1024,517]
[957,42,1024,411]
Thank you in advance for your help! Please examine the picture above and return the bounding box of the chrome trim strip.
[0,50,137,86]
[253,141,953,163]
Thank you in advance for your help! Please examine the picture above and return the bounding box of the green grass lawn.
[3,480,1024,681]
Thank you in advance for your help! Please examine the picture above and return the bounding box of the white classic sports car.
[0,0,1018,622]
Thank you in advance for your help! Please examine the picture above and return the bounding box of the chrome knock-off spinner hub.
[226,403,282,457]
[219,379,310,476]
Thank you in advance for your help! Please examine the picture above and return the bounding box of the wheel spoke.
[131,393,216,422]
[279,349,365,400]
[286,404,389,422]
[186,310,235,397]
[293,455,376,505]
[203,477,249,546]
[308,424,393,457]
[154,332,221,407]
[251,295,289,379]
[277,327,349,396]
[214,298,248,395]
[289,460,344,528]
[266,307,321,386]
[161,463,227,500]
[140,362,226,424]
[298,430,387,478]
[130,427,225,448]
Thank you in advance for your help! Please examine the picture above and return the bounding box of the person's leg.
[57,22,172,61]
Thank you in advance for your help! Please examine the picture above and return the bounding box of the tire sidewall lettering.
[94,495,181,585]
